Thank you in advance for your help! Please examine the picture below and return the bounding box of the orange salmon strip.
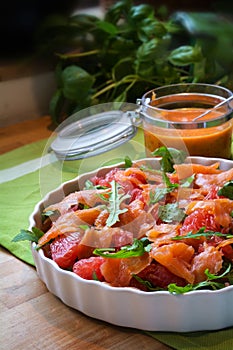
[174,162,221,179]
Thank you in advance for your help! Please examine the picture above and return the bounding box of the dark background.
[0,0,232,55]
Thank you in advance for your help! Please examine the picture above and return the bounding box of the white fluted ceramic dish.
[30,157,233,332]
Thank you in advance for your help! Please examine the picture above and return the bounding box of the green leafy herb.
[218,181,233,199]
[84,179,96,190]
[42,210,58,219]
[152,147,187,173]
[94,237,151,258]
[92,271,100,281]
[172,227,233,240]
[132,274,162,291]
[140,164,162,175]
[158,202,185,223]
[12,227,44,244]
[168,45,203,66]
[79,225,90,231]
[149,187,173,204]
[168,264,232,294]
[180,174,195,188]
[124,156,133,168]
[39,1,233,124]
[149,171,178,204]
[106,180,130,227]
[84,179,107,190]
[162,171,179,189]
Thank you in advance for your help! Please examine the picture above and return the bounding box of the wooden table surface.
[0,116,172,350]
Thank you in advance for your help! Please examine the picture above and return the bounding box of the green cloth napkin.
[1,131,233,350]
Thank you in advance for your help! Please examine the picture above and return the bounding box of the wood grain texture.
[0,115,53,154]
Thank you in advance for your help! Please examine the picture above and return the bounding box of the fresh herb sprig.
[158,202,185,223]
[12,227,44,244]
[152,147,187,173]
[94,237,151,258]
[168,264,232,294]
[218,181,233,200]
[149,172,178,204]
[172,227,233,240]
[105,180,130,227]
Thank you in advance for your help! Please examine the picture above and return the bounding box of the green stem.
[57,49,100,60]
[92,75,137,99]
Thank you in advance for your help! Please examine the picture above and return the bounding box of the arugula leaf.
[168,283,194,294]
[218,181,233,199]
[41,210,59,222]
[149,172,178,204]
[168,264,232,294]
[152,147,187,173]
[158,202,185,223]
[167,148,187,164]
[149,187,173,204]
[94,238,151,258]
[42,210,58,217]
[172,227,233,240]
[132,274,162,291]
[106,180,130,227]
[12,227,44,244]
[78,225,90,230]
[84,179,107,190]
[140,164,162,175]
[180,174,195,188]
[84,179,95,189]
[162,171,179,189]
[92,271,100,281]
[152,146,174,172]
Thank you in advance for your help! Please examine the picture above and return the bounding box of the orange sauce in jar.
[142,108,233,159]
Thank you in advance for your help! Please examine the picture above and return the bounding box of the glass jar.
[139,83,233,159]
[39,102,145,198]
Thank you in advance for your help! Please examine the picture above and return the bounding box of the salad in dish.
[14,148,233,294]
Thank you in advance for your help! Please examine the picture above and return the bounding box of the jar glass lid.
[50,103,139,160]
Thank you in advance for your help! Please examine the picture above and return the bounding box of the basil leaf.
[49,89,65,125]
[129,4,154,21]
[62,65,95,102]
[168,45,203,66]
[96,20,118,35]
[218,181,233,199]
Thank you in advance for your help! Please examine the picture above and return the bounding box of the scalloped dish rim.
[30,156,233,332]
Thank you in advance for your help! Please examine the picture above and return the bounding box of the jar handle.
[126,109,142,127]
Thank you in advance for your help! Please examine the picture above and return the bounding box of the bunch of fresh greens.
[37,0,233,124]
